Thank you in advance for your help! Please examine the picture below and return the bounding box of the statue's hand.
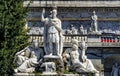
[52,20,57,26]
[63,53,70,59]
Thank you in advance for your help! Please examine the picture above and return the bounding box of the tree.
[0,0,30,75]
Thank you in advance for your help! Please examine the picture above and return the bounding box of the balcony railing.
[28,34,120,47]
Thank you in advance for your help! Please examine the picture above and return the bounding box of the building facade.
[24,0,120,76]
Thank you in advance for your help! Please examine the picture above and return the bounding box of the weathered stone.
[41,8,63,56]
[24,1,120,7]
[41,62,56,74]
[41,72,57,76]
[14,73,35,76]
[16,1,120,76]
[62,74,79,76]
[14,39,44,73]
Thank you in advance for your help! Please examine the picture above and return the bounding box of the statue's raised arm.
[41,8,46,22]
[91,11,98,32]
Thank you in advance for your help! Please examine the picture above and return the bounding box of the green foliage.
[63,70,69,74]
[34,72,41,76]
[88,72,93,76]
[0,0,30,75]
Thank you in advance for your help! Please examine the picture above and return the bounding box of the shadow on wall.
[104,55,120,76]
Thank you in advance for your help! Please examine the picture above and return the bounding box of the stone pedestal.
[62,74,79,76]
[14,73,35,76]
[41,55,64,74]
[41,72,57,76]
[89,31,101,35]
[44,55,62,60]
[41,62,57,74]
[78,72,94,76]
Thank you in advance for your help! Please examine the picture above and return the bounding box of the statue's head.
[70,24,74,28]
[32,39,39,49]
[71,24,73,27]
[80,40,87,50]
[71,24,75,30]
[82,56,87,62]
[72,39,78,51]
[72,44,78,51]
[50,8,57,18]
[80,25,83,29]
[93,10,96,15]
[114,63,119,67]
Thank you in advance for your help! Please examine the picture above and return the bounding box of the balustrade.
[28,35,120,47]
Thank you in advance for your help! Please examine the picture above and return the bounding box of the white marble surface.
[14,73,35,76]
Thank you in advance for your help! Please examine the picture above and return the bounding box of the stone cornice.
[27,18,120,21]
[24,1,120,7]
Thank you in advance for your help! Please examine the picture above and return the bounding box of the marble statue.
[77,56,99,76]
[28,27,42,35]
[41,7,63,56]
[91,11,98,32]
[79,40,99,76]
[111,63,120,76]
[79,40,88,62]
[14,39,44,73]
[69,39,86,69]
[66,27,72,35]
[88,27,93,34]
[80,25,84,35]
[63,39,84,71]
[71,24,78,34]
[41,62,56,73]
[63,39,99,76]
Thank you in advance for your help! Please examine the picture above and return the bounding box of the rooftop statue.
[80,25,84,35]
[71,24,78,34]
[91,11,98,32]
[41,7,63,57]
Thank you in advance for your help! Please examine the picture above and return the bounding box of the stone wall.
[26,7,120,76]
[27,7,120,35]
[24,1,120,7]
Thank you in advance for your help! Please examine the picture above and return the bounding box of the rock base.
[41,72,57,76]
[14,73,93,76]
[14,73,35,76]
[62,74,79,76]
